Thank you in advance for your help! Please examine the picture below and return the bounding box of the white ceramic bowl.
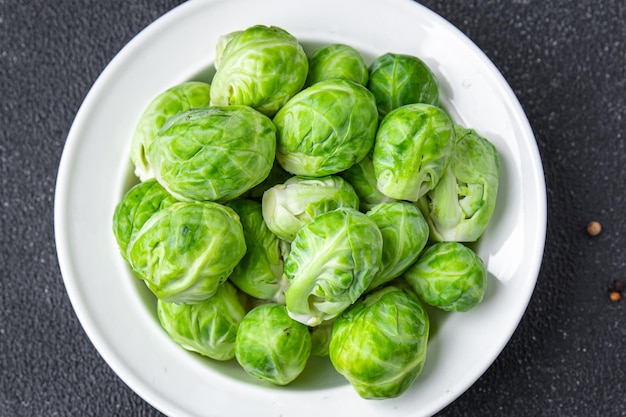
[54,0,547,416]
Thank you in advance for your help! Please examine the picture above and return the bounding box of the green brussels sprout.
[417,125,500,242]
[306,43,369,87]
[130,82,211,181]
[339,153,395,211]
[403,242,487,312]
[365,202,430,291]
[214,30,242,70]
[112,179,178,262]
[235,303,311,385]
[157,281,246,361]
[261,175,360,242]
[274,78,378,177]
[127,201,246,304]
[309,318,335,357]
[367,52,439,119]
[284,208,383,326]
[329,283,429,399]
[373,103,455,202]
[148,106,276,203]
[210,25,308,117]
[226,199,290,303]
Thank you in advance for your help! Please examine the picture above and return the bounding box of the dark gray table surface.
[2,1,625,416]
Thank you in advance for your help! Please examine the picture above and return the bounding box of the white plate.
[54,0,547,416]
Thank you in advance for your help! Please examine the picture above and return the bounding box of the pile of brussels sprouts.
[112,25,500,400]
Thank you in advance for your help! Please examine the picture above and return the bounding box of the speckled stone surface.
[1,1,625,416]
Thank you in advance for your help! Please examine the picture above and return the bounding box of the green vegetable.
[367,53,439,119]
[127,201,246,303]
[365,202,429,291]
[306,43,369,86]
[274,78,378,177]
[226,199,290,303]
[157,281,246,360]
[130,82,211,181]
[235,303,311,385]
[403,242,487,312]
[214,30,242,70]
[210,25,308,117]
[113,27,504,394]
[339,153,395,211]
[329,283,429,399]
[148,106,276,203]
[417,125,500,242]
[373,103,455,202]
[284,208,383,326]
[261,175,360,242]
[112,179,178,262]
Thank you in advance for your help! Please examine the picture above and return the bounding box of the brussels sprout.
[329,283,429,399]
[226,199,290,303]
[274,78,378,177]
[235,303,311,385]
[284,208,383,326]
[157,281,246,361]
[261,175,360,242]
[367,53,439,119]
[403,242,487,312]
[417,125,500,242]
[210,25,308,117]
[148,106,276,203]
[112,179,177,262]
[373,103,455,202]
[339,153,395,211]
[214,30,242,70]
[130,82,211,181]
[306,43,369,87]
[365,202,430,291]
[127,201,246,304]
